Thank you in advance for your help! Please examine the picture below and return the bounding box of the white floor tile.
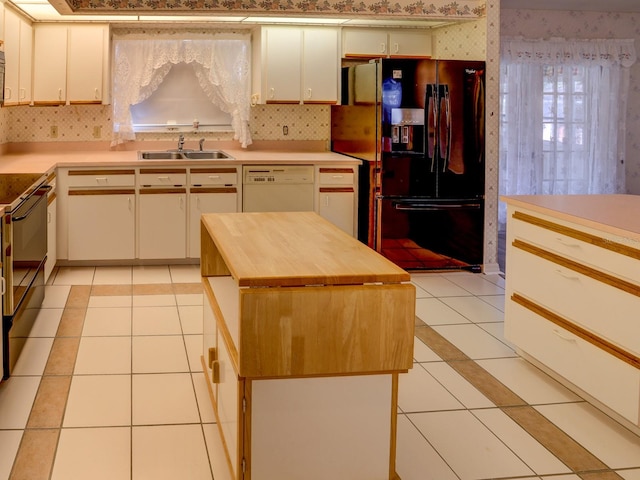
[440,296,504,323]
[476,358,581,405]
[132,306,182,335]
[28,308,63,337]
[192,373,216,424]
[476,321,513,347]
[41,285,71,309]
[398,363,464,413]
[472,408,571,475]
[619,470,640,480]
[178,305,203,334]
[132,265,172,284]
[82,307,131,337]
[482,273,506,289]
[203,423,233,480]
[395,414,458,480]
[132,294,176,307]
[132,424,213,480]
[422,362,494,409]
[63,375,131,428]
[51,427,131,480]
[0,376,41,429]
[0,430,23,480]
[11,337,54,376]
[184,335,204,372]
[412,275,473,297]
[132,373,200,425]
[415,298,471,326]
[411,282,434,299]
[413,337,441,362]
[176,293,203,306]
[169,264,201,283]
[535,402,640,469]
[74,337,132,375]
[53,267,95,285]
[432,323,516,360]
[93,266,133,285]
[409,410,535,480]
[132,335,189,373]
[442,273,506,296]
[478,294,505,312]
[88,295,132,308]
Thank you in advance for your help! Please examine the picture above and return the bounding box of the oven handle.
[394,201,482,211]
[12,185,51,222]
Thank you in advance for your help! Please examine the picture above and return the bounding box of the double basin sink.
[138,150,233,161]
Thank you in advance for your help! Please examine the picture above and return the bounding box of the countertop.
[501,194,640,243]
[0,143,360,174]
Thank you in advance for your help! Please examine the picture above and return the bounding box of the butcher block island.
[502,194,640,433]
[200,211,415,480]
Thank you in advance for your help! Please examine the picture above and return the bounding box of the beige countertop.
[501,194,640,243]
[0,142,360,174]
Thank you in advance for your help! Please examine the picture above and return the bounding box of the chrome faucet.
[199,138,205,151]
[177,134,185,152]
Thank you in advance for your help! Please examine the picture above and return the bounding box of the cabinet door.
[139,191,187,259]
[33,25,67,105]
[342,28,388,57]
[45,196,57,282]
[319,190,355,236]
[68,25,106,104]
[68,192,135,260]
[302,28,338,104]
[263,27,302,103]
[188,191,237,259]
[388,30,432,57]
[4,9,31,105]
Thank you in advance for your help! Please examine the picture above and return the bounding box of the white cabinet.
[188,167,239,259]
[138,168,188,259]
[4,7,32,106]
[255,26,339,104]
[33,23,108,105]
[503,197,640,429]
[343,28,432,58]
[45,174,57,282]
[316,166,356,236]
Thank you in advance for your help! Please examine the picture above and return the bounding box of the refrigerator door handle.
[393,202,482,211]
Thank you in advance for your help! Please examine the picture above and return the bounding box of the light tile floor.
[0,265,639,479]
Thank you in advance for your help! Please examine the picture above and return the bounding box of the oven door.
[378,197,484,271]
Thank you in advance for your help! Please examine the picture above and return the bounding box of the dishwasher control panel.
[243,165,314,184]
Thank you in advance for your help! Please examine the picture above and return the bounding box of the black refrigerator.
[331,58,485,271]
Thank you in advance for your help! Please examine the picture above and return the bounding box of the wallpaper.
[501,8,640,195]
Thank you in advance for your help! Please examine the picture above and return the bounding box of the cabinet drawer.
[505,300,640,426]
[319,168,354,186]
[139,168,187,187]
[67,169,135,187]
[509,246,640,355]
[509,207,640,284]
[191,168,237,186]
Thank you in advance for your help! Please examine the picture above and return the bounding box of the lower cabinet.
[45,194,57,282]
[138,189,187,259]
[316,166,356,237]
[68,192,135,260]
[189,189,237,259]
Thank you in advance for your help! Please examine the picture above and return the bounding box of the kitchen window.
[111,31,252,147]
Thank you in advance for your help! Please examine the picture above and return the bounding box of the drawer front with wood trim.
[67,169,136,188]
[318,167,355,186]
[191,168,238,186]
[139,168,187,187]
[506,299,640,425]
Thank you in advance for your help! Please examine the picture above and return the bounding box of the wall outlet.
[50,126,58,138]
[93,126,102,138]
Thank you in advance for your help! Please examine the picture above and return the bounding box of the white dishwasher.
[243,165,315,212]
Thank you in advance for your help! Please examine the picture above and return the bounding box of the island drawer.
[508,206,640,285]
[67,169,136,187]
[191,168,238,186]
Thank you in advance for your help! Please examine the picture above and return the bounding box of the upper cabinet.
[253,26,339,104]
[33,24,109,106]
[3,7,32,106]
[342,28,432,58]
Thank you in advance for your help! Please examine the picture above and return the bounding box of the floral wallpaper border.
[59,0,485,17]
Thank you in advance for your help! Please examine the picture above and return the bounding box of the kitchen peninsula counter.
[501,194,640,432]
[200,211,415,479]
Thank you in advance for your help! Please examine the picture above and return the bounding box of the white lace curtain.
[111,33,252,147]
[499,37,636,225]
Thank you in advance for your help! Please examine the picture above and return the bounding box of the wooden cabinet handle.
[211,360,221,384]
[208,347,217,368]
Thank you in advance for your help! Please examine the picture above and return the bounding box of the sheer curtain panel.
[499,37,636,225]
[111,33,252,147]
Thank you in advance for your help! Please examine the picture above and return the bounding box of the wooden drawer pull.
[211,360,221,384]
[208,347,217,368]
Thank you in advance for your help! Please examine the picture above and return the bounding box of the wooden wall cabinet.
[503,195,640,431]
[201,211,415,479]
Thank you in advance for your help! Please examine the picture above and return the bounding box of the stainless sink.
[138,150,233,160]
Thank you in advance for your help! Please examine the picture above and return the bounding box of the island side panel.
[200,217,231,277]
[238,283,416,378]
